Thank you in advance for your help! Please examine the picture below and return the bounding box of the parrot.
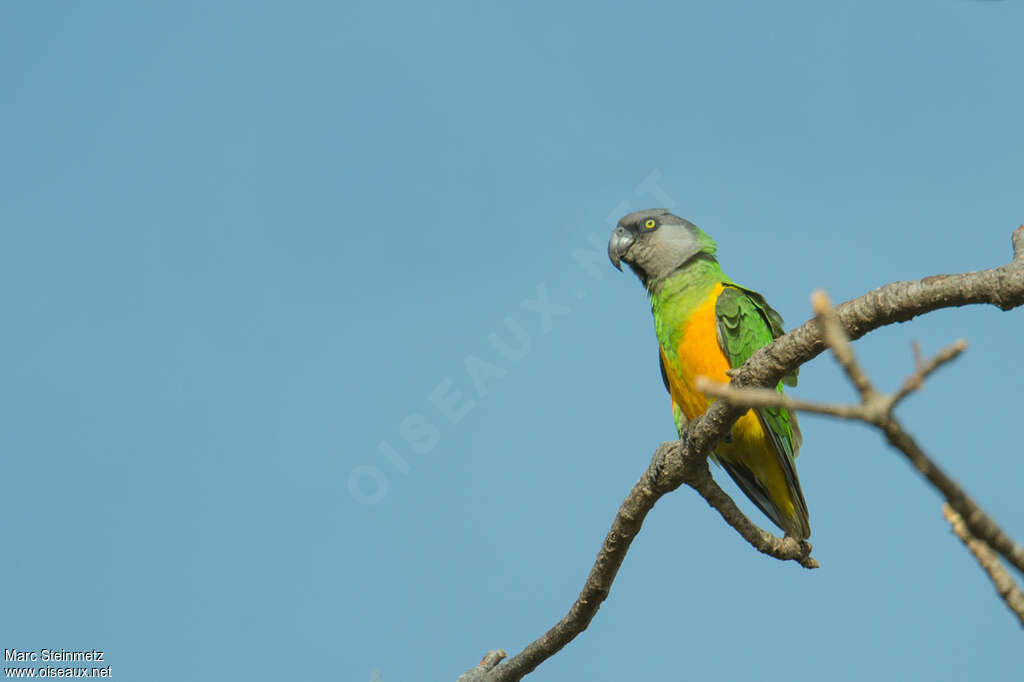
[608,208,810,539]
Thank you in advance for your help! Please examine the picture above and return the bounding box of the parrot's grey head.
[607,209,718,288]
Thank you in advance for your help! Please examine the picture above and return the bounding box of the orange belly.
[666,283,738,421]
[663,284,795,519]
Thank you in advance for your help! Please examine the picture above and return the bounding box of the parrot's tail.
[715,455,811,540]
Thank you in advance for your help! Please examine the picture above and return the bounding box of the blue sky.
[2,2,1022,680]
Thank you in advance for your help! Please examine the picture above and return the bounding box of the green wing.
[714,284,802,456]
[728,284,798,386]
[714,285,809,537]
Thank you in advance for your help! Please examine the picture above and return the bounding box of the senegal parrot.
[608,209,810,539]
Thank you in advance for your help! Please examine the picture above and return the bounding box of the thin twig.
[700,339,967,420]
[912,340,924,374]
[943,504,1024,628]
[696,378,866,420]
[890,339,968,407]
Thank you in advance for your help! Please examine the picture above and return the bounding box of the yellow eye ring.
[644,218,656,229]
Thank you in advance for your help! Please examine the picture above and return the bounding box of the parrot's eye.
[644,219,656,230]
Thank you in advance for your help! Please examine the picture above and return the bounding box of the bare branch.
[878,419,1024,575]
[726,240,1024,396]
[943,504,1024,628]
[486,441,815,682]
[812,290,878,402]
[686,459,817,568]
[695,377,866,420]
[470,227,1024,681]
[485,455,662,681]
[698,339,969,420]
[458,651,507,681]
[710,297,1024,579]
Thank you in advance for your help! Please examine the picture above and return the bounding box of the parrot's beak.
[607,226,635,271]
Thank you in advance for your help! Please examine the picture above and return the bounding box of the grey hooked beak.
[608,226,635,271]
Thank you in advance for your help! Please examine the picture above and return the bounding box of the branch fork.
[462,225,1024,679]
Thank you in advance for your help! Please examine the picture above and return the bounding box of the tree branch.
[878,418,1024,575]
[943,504,1024,628]
[465,225,1024,681]
[458,651,507,681]
[702,306,1024,579]
[811,290,879,403]
[485,441,816,681]
[695,380,865,419]
[724,224,1024,398]
[696,336,967,421]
